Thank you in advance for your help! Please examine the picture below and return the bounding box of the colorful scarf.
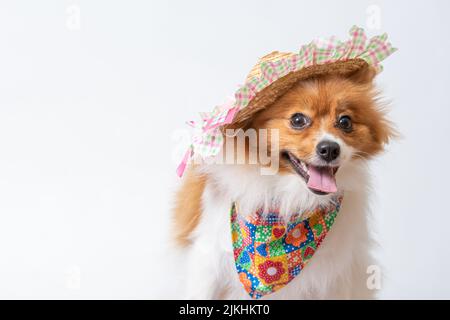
[230,196,343,299]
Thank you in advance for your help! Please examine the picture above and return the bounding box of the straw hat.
[231,52,368,126]
[176,26,396,177]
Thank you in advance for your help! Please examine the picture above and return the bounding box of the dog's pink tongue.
[307,166,337,193]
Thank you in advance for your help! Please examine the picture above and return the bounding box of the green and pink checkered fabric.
[177,26,397,177]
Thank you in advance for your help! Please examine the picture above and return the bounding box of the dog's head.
[249,67,394,195]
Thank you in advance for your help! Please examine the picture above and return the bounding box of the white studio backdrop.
[0,0,449,299]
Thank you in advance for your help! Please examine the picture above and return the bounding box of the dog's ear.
[349,65,377,84]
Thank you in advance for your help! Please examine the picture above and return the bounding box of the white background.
[0,0,449,299]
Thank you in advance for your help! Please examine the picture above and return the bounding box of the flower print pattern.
[258,260,285,284]
[231,195,343,299]
[285,224,308,247]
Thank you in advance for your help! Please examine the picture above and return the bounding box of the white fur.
[183,136,378,299]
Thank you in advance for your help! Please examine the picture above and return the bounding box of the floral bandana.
[230,196,343,299]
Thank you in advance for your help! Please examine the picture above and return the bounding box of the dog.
[173,65,394,299]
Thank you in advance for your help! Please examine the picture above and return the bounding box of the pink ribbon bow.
[176,103,239,177]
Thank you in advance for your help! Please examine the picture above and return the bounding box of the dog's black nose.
[316,140,340,162]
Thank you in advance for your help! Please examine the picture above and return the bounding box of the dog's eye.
[290,113,311,130]
[337,115,352,132]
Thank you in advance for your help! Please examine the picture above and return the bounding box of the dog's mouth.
[282,151,339,195]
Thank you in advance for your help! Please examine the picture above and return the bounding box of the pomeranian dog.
[173,65,393,299]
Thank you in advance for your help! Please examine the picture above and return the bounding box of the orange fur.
[250,71,394,171]
[172,168,206,246]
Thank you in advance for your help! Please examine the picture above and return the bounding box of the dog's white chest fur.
[184,161,376,299]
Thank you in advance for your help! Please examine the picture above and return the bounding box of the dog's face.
[250,69,393,195]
